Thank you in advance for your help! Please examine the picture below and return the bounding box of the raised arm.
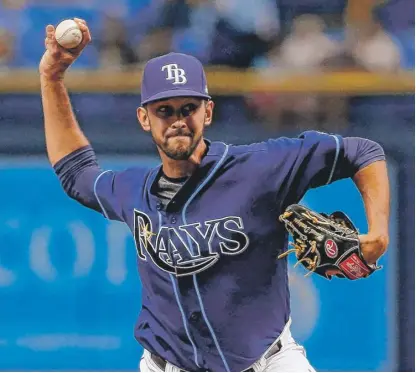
[39,18,92,166]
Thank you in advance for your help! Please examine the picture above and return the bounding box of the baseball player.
[39,19,390,372]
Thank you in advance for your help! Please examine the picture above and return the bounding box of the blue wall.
[0,157,398,371]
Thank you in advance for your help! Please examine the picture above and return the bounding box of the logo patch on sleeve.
[339,253,371,279]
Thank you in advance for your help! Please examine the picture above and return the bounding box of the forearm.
[41,76,90,166]
[353,160,390,263]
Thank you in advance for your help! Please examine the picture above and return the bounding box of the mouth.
[168,134,192,139]
[167,128,193,138]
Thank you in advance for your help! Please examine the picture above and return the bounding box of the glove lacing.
[278,239,319,277]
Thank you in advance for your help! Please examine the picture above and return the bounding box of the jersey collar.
[203,139,228,159]
[147,139,229,209]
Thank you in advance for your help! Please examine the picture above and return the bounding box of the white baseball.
[55,19,83,49]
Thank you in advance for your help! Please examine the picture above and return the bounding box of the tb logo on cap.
[162,64,187,85]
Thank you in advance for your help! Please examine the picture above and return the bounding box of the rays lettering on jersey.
[133,210,249,276]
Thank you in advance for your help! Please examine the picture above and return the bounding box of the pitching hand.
[39,18,91,80]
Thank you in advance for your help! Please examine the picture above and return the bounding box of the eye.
[181,103,199,117]
[156,106,174,118]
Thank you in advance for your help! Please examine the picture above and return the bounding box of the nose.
[171,119,187,129]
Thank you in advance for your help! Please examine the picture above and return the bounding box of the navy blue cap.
[140,52,211,105]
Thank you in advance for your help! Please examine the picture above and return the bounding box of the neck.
[159,139,207,179]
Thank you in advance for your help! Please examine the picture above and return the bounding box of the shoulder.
[227,142,268,154]
[117,165,156,178]
[224,130,334,155]
[97,165,157,191]
[266,131,343,152]
[222,138,296,155]
[116,165,158,185]
[219,131,343,164]
[298,130,342,142]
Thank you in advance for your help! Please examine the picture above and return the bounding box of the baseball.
[55,19,83,49]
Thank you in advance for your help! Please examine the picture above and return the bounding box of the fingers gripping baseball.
[39,18,91,80]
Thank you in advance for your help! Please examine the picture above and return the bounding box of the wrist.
[359,233,389,264]
[367,232,389,250]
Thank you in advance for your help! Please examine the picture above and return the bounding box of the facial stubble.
[149,118,204,161]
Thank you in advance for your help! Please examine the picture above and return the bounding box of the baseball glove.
[278,204,381,280]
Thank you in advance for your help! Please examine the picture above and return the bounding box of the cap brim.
[141,89,211,105]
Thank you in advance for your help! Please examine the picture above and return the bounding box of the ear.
[204,100,215,127]
[137,106,151,132]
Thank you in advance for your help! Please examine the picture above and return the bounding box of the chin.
[171,153,191,161]
[167,149,192,160]
[162,144,192,160]
[164,137,193,158]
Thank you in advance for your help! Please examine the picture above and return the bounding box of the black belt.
[150,340,282,372]
[151,354,185,372]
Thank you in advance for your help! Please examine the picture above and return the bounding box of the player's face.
[137,97,214,160]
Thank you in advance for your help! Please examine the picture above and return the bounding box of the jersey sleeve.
[53,146,124,221]
[343,136,386,174]
[265,131,385,207]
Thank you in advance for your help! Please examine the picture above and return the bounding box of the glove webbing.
[278,239,319,277]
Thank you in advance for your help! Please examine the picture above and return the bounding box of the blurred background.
[0,0,414,371]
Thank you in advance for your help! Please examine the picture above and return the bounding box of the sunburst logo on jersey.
[140,222,155,249]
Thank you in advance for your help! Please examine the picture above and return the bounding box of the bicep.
[343,137,386,175]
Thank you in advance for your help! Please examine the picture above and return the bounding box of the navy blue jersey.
[54,131,385,372]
